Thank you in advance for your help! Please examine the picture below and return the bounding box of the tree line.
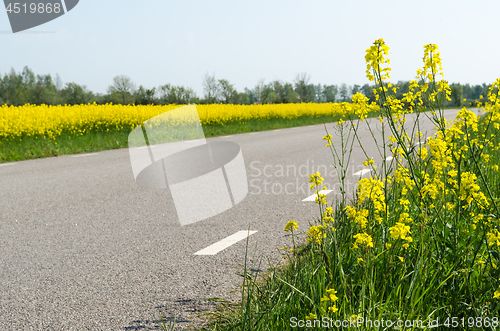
[0,66,491,107]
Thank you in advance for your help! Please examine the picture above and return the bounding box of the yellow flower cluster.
[320,288,339,313]
[426,135,453,175]
[323,134,333,147]
[345,206,369,229]
[306,225,327,244]
[305,313,317,320]
[487,230,500,247]
[351,92,371,120]
[356,177,386,223]
[322,207,335,226]
[309,172,324,187]
[0,102,375,140]
[353,232,374,249]
[494,286,500,299]
[284,220,298,232]
[389,222,413,249]
[362,158,375,166]
[365,38,391,83]
[394,166,415,196]
[420,44,444,81]
[457,172,489,207]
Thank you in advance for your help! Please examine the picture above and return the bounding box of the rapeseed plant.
[296,39,500,326]
[206,39,500,331]
[0,102,375,140]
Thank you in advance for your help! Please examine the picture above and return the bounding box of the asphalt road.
[0,108,475,330]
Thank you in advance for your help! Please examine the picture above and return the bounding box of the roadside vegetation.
[0,102,380,162]
[188,39,500,331]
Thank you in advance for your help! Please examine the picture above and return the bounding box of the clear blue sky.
[1,0,499,97]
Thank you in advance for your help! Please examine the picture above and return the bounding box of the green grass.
[0,112,379,163]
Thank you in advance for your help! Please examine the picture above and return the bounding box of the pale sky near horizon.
[1,0,499,97]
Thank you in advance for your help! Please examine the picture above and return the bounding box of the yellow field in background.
[0,102,373,139]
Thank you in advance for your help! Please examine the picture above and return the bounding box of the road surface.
[0,108,475,330]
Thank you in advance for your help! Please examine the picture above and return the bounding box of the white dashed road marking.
[302,190,334,202]
[353,169,372,176]
[71,153,100,158]
[183,139,204,144]
[250,132,259,135]
[194,231,257,255]
[0,163,14,167]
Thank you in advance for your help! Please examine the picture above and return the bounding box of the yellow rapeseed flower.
[284,221,298,232]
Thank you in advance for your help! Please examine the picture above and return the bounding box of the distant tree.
[53,73,64,104]
[339,83,350,102]
[31,74,57,105]
[3,67,28,105]
[245,78,265,104]
[22,66,35,91]
[462,83,473,101]
[322,85,338,103]
[54,73,62,92]
[260,85,271,104]
[158,84,196,104]
[284,83,299,103]
[264,91,277,104]
[236,92,250,105]
[351,84,361,97]
[393,81,410,100]
[202,72,219,103]
[261,85,277,104]
[61,82,92,105]
[244,87,256,104]
[107,75,136,104]
[134,85,157,105]
[271,80,286,103]
[481,83,490,99]
[314,84,323,103]
[472,84,482,100]
[218,79,238,104]
[294,73,312,103]
[450,83,463,107]
[253,78,265,103]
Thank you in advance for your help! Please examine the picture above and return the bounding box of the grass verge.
[0,112,379,163]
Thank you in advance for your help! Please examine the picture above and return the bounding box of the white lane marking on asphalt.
[183,139,204,144]
[386,156,393,161]
[250,132,259,135]
[302,190,334,202]
[0,163,14,167]
[353,169,372,176]
[273,129,281,132]
[221,135,233,138]
[72,153,100,158]
[194,231,258,255]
